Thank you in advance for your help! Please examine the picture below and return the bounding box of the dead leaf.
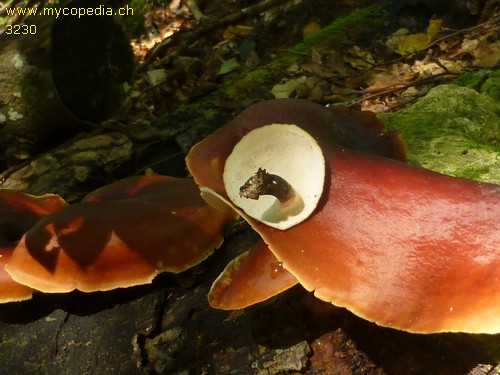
[271,77,306,98]
[426,19,443,40]
[398,33,431,54]
[473,39,500,68]
[146,69,168,86]
[343,46,375,69]
[367,63,417,90]
[223,25,253,40]
[218,58,240,75]
[393,19,443,54]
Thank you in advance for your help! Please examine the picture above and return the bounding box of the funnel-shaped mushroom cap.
[187,99,405,199]
[6,176,233,293]
[224,124,325,229]
[187,99,500,334]
[243,150,500,333]
[208,239,298,309]
[0,190,67,302]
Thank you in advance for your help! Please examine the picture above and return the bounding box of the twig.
[141,0,292,69]
[186,0,203,20]
[427,51,450,73]
[373,16,499,68]
[426,16,500,50]
[350,71,461,106]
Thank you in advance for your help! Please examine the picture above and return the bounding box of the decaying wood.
[0,132,132,202]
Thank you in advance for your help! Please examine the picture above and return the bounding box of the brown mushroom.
[187,99,404,198]
[223,123,325,229]
[0,190,67,302]
[187,99,500,334]
[208,239,298,309]
[5,175,235,293]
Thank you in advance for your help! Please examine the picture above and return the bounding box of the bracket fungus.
[209,239,298,309]
[224,123,325,229]
[5,176,234,293]
[0,190,67,302]
[187,99,500,334]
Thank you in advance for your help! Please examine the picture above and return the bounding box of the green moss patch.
[220,5,385,102]
[453,69,500,101]
[379,84,499,183]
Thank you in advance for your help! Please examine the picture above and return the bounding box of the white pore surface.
[223,123,325,230]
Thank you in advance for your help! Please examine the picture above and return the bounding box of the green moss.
[458,164,491,181]
[220,68,284,104]
[291,5,386,54]
[379,84,499,183]
[480,71,500,101]
[453,69,500,101]
[220,5,386,101]
[453,70,489,91]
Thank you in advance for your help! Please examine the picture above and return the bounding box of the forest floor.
[0,0,499,374]
[128,0,499,117]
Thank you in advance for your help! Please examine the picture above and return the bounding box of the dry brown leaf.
[343,45,375,69]
[223,25,253,40]
[367,63,417,90]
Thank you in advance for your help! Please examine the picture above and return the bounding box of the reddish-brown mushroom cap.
[0,190,67,302]
[242,150,500,334]
[186,99,405,198]
[188,99,405,313]
[208,239,298,309]
[187,99,500,334]
[0,248,33,302]
[6,176,234,293]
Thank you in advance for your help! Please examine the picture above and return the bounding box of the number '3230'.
[5,24,37,35]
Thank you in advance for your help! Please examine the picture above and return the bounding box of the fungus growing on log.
[5,176,234,293]
[0,190,67,302]
[208,239,298,309]
[187,99,500,334]
[223,123,325,229]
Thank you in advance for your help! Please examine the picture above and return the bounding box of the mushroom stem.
[239,168,296,204]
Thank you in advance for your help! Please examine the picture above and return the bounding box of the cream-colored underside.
[223,124,325,230]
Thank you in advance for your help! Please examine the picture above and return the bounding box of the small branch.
[141,0,292,68]
[350,71,461,107]
[426,16,500,51]
[186,0,203,20]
